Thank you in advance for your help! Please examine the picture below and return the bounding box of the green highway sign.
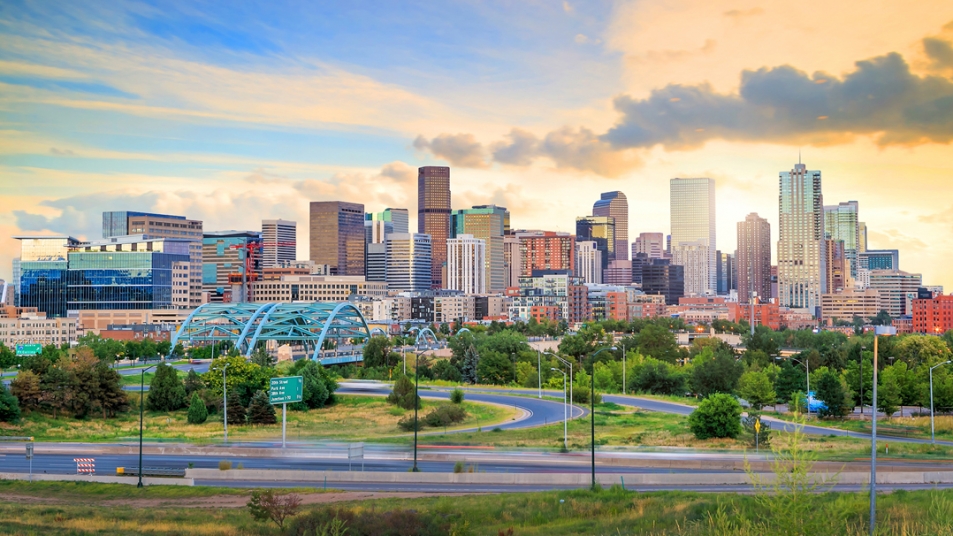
[15,344,42,357]
[269,376,303,404]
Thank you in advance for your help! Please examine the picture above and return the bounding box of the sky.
[2,1,953,287]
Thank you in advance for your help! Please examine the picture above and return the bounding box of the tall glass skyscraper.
[309,201,365,276]
[593,191,628,261]
[575,216,615,270]
[418,166,451,289]
[670,178,716,296]
[778,161,826,312]
[14,236,78,318]
[824,201,859,278]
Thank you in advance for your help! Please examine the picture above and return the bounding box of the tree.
[878,371,902,418]
[432,359,462,382]
[690,348,743,397]
[362,336,393,368]
[250,346,276,368]
[203,355,272,407]
[225,393,246,425]
[247,391,277,425]
[743,326,781,357]
[476,350,514,385]
[0,382,21,422]
[387,374,419,410]
[187,392,208,424]
[184,369,205,396]
[10,370,42,411]
[631,358,686,395]
[247,490,302,529]
[0,343,18,369]
[147,363,187,412]
[460,345,479,384]
[738,371,776,411]
[40,366,72,419]
[896,335,953,367]
[95,362,128,418]
[815,371,850,418]
[288,360,335,410]
[688,393,742,439]
[636,324,680,362]
[870,309,892,326]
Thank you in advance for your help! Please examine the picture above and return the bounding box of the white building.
[385,233,432,292]
[670,178,716,296]
[672,241,712,296]
[446,234,486,294]
[261,219,296,268]
[575,241,603,284]
[778,161,826,314]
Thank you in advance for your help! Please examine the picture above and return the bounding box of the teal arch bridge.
[170,302,372,365]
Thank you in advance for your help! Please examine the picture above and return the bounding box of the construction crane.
[227,241,296,302]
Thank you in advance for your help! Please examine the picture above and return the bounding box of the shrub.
[450,387,465,404]
[397,414,423,431]
[225,393,246,425]
[453,461,464,473]
[287,506,447,536]
[743,413,772,447]
[186,392,208,424]
[184,368,205,396]
[387,374,419,410]
[247,489,301,529]
[218,460,232,470]
[146,362,187,412]
[688,393,742,439]
[789,390,807,414]
[424,404,467,427]
[247,390,277,425]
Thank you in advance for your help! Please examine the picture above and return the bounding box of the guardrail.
[116,467,187,478]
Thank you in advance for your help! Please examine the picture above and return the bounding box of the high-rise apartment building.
[103,211,204,307]
[418,166,451,289]
[309,201,365,276]
[670,178,716,296]
[202,231,262,302]
[446,234,486,295]
[778,161,826,313]
[515,231,575,277]
[261,219,296,268]
[14,236,79,318]
[575,241,602,284]
[575,216,615,270]
[736,213,771,303]
[824,239,850,293]
[592,192,628,261]
[385,233,432,292]
[824,201,860,278]
[868,270,921,317]
[451,205,507,292]
[633,232,665,259]
[503,235,521,288]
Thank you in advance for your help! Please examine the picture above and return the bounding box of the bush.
[688,393,742,439]
[789,390,807,414]
[453,461,464,473]
[287,506,448,536]
[247,390,277,425]
[450,387,465,404]
[247,489,302,529]
[0,382,21,423]
[387,374,419,410]
[219,460,232,470]
[397,414,423,431]
[742,413,772,447]
[146,362,187,412]
[186,392,208,424]
[631,358,686,395]
[424,404,467,427]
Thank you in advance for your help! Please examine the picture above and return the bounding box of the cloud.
[723,8,764,20]
[413,133,488,168]
[924,37,953,69]
[49,147,75,156]
[540,127,641,177]
[604,52,953,149]
[491,128,540,166]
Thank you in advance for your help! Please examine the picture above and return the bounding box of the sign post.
[25,442,33,483]
[269,376,303,449]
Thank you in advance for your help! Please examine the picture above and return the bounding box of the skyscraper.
[633,232,664,259]
[385,233,432,292]
[14,236,78,317]
[451,205,507,292]
[515,231,575,276]
[418,166,451,289]
[309,201,365,276]
[824,201,860,278]
[575,216,615,270]
[503,235,521,288]
[716,251,736,295]
[670,178,716,296]
[446,234,486,294]
[366,208,410,244]
[574,241,602,284]
[592,191,628,261]
[261,219,296,268]
[736,213,771,303]
[778,161,826,312]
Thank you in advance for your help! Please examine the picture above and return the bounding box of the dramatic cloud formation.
[413,134,488,168]
[924,37,953,70]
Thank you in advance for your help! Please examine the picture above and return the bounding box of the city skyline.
[2,3,953,289]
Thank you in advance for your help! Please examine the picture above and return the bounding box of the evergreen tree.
[147,363,187,412]
[95,362,128,418]
[816,371,850,418]
[40,366,71,419]
[187,392,208,424]
[774,360,806,404]
[461,345,480,384]
[225,392,246,425]
[878,372,902,418]
[0,382,20,423]
[247,391,277,424]
[250,346,276,368]
[184,369,205,396]
[387,374,419,410]
[288,360,333,410]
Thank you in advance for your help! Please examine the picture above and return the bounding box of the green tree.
[870,309,892,326]
[896,335,953,367]
[636,324,679,362]
[737,370,776,411]
[250,346,276,368]
[460,345,480,384]
[187,392,208,424]
[593,361,618,392]
[225,392,246,425]
[631,357,686,395]
[184,369,205,396]
[203,355,272,406]
[432,359,462,382]
[878,369,902,418]
[147,362,187,412]
[688,393,742,439]
[0,382,21,422]
[10,370,41,411]
[94,362,128,418]
[690,348,743,397]
[40,366,71,419]
[247,390,277,424]
[476,350,514,385]
[387,374,419,410]
[362,336,393,368]
[0,343,17,369]
[288,359,337,409]
[743,325,781,357]
[774,360,806,404]
[815,371,850,418]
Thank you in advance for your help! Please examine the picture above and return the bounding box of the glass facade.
[451,205,508,292]
[309,202,365,276]
[15,237,78,318]
[778,163,825,312]
[67,250,187,310]
[592,192,628,261]
[824,201,859,278]
[418,166,451,288]
[575,216,615,270]
[202,231,262,301]
[670,178,716,295]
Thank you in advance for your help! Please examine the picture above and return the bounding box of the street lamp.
[137,364,157,488]
[860,346,866,416]
[222,362,229,443]
[930,361,951,443]
[551,367,568,450]
[412,346,430,472]
[548,352,572,409]
[589,346,617,490]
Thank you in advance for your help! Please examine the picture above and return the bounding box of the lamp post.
[930,361,951,444]
[222,362,229,444]
[589,346,617,490]
[536,349,542,399]
[551,367,568,450]
[412,347,429,472]
[137,364,157,488]
[549,352,572,410]
[621,344,626,395]
[870,334,880,536]
[860,345,866,416]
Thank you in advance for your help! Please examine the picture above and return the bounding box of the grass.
[769,412,953,441]
[3,482,953,535]
[627,393,701,406]
[0,395,514,443]
[120,371,156,386]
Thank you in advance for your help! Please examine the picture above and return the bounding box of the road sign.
[15,344,42,357]
[269,376,303,404]
[25,444,33,459]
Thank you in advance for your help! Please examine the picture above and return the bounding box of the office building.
[418,166,451,288]
[641,261,685,305]
[869,270,922,317]
[592,191,629,261]
[778,161,826,313]
[912,294,953,335]
[858,222,868,253]
[510,270,588,324]
[736,213,771,303]
[515,231,575,276]
[385,233,432,292]
[261,219,296,268]
[824,201,860,278]
[633,232,665,259]
[251,275,388,303]
[575,216,615,269]
[365,208,409,244]
[446,235,486,295]
[716,251,736,296]
[821,289,882,324]
[14,236,79,318]
[310,201,365,276]
[857,249,900,289]
[824,239,850,293]
[365,242,387,282]
[103,211,204,307]
[575,241,602,284]
[451,205,507,292]
[503,235,521,288]
[202,231,262,302]
[0,315,77,347]
[603,260,633,286]
[670,178,716,296]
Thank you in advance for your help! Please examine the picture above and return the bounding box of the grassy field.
[120,371,156,386]
[768,412,953,442]
[2,481,953,535]
[0,395,513,443]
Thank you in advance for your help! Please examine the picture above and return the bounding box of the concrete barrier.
[0,473,194,486]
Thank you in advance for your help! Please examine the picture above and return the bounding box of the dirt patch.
[3,491,466,509]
